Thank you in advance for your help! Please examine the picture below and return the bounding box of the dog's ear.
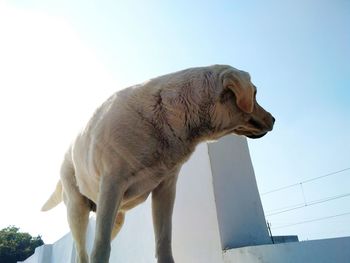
[221,69,255,113]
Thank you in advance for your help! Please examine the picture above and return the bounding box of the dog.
[42,65,275,263]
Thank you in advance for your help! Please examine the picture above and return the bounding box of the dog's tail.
[41,180,63,211]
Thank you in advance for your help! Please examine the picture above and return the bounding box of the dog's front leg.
[152,173,179,263]
[91,173,127,263]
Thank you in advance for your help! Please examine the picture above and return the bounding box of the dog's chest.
[123,165,174,200]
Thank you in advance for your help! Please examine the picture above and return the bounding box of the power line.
[261,167,350,196]
[265,192,350,217]
[271,211,350,229]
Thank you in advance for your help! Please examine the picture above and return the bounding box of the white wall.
[223,237,350,263]
[21,135,350,263]
[172,142,223,263]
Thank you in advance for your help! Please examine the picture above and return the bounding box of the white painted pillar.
[208,135,271,249]
[172,135,271,262]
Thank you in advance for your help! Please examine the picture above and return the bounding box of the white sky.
[0,0,349,244]
[0,2,120,242]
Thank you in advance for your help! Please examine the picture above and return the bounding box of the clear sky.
[0,0,349,244]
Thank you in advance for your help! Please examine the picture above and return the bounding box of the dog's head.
[208,65,275,139]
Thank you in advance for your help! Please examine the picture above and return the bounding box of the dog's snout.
[248,117,264,130]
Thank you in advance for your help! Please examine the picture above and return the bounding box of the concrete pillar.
[172,135,271,262]
[208,135,272,249]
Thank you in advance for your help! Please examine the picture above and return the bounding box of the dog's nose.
[264,114,275,131]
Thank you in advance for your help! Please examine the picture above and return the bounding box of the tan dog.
[42,65,275,263]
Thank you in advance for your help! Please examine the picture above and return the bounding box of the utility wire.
[261,167,350,196]
[265,192,350,216]
[271,211,350,229]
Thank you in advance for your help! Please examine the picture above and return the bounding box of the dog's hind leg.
[61,157,90,263]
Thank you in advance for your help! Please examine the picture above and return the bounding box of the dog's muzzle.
[246,115,275,139]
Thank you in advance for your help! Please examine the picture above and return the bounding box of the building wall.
[224,237,350,263]
[21,136,350,263]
